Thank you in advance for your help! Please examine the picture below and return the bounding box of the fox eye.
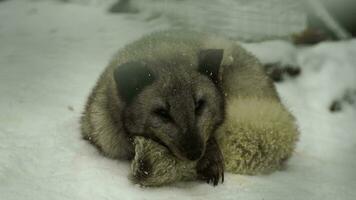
[153,107,172,122]
[195,99,206,115]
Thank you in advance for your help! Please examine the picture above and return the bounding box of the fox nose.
[185,148,204,161]
[179,134,205,161]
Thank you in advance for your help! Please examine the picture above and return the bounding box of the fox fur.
[129,32,299,186]
[81,30,299,187]
[131,96,298,186]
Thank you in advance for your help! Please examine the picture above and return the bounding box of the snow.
[129,0,306,41]
[0,1,355,200]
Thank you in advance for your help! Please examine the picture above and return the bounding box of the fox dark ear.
[114,61,155,103]
[198,49,224,84]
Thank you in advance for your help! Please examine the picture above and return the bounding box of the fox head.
[114,49,225,161]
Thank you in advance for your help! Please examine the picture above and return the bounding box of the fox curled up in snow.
[81,30,279,186]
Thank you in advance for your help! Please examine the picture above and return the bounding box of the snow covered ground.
[0,1,355,200]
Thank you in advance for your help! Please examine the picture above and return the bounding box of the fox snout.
[178,133,205,161]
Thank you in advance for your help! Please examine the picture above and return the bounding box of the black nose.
[179,134,204,161]
[185,148,204,161]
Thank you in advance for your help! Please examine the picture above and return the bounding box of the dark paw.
[196,151,224,186]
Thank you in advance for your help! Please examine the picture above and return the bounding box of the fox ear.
[114,61,155,103]
[198,49,224,84]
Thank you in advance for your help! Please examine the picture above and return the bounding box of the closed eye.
[153,107,172,122]
[195,99,206,115]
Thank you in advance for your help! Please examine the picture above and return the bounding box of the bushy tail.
[217,97,299,175]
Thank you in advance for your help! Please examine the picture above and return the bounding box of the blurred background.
[108,0,356,42]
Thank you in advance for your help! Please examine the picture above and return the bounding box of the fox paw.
[197,149,224,186]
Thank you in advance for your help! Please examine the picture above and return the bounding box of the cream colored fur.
[217,97,298,175]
